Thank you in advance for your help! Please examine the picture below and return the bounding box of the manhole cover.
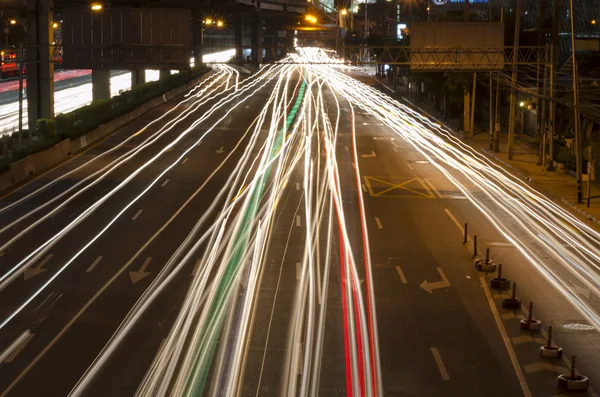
[552,320,596,333]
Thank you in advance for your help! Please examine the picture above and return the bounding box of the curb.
[561,198,600,226]
[480,148,530,181]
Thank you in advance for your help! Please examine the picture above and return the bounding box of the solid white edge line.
[430,347,450,381]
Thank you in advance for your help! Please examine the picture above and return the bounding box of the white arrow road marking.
[430,347,450,380]
[86,256,103,273]
[524,362,567,374]
[24,254,52,280]
[2,331,34,363]
[216,146,226,154]
[361,151,376,159]
[375,217,383,230]
[130,257,152,284]
[419,267,450,294]
[395,266,407,284]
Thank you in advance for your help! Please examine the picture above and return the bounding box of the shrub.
[37,118,56,139]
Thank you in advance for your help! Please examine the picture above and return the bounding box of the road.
[0,49,598,397]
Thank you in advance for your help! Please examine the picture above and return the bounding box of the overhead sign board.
[410,22,503,71]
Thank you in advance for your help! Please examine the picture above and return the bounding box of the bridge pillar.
[235,13,244,64]
[131,70,145,87]
[26,0,54,134]
[193,22,203,65]
[251,13,263,64]
[92,69,111,101]
[159,70,171,80]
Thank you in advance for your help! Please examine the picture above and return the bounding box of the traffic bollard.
[502,282,521,309]
[558,355,590,391]
[520,302,542,331]
[490,263,510,290]
[463,223,468,245]
[540,326,563,358]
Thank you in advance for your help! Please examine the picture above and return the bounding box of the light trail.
[11,46,595,397]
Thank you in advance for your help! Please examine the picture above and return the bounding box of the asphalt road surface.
[0,51,598,397]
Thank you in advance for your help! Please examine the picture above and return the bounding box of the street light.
[592,19,597,25]
[91,4,103,11]
[216,20,224,28]
[305,14,317,24]
[205,18,213,25]
[340,9,348,16]
[52,22,59,29]
[9,19,17,25]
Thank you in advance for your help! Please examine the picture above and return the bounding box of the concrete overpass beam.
[26,0,54,135]
[92,69,111,101]
[159,70,171,80]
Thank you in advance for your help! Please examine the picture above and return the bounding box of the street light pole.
[18,42,23,148]
[569,0,582,203]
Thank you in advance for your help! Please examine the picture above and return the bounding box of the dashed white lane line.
[182,157,189,164]
[375,217,383,229]
[393,147,398,152]
[86,256,103,273]
[407,163,414,171]
[395,266,407,284]
[430,347,450,381]
[361,184,367,193]
[296,182,300,191]
[296,262,301,280]
[296,215,301,227]
[161,179,170,187]
[191,259,201,276]
[2,332,34,363]
[132,209,143,221]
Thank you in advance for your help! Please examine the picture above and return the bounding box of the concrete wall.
[0,71,212,193]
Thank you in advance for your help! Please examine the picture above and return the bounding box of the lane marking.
[296,215,301,227]
[375,217,383,229]
[485,241,513,248]
[524,362,567,375]
[182,157,188,164]
[430,347,450,381]
[361,184,367,193]
[85,256,103,273]
[3,332,34,363]
[511,335,545,346]
[443,208,471,242]
[296,182,300,191]
[161,179,170,187]
[395,266,407,284]
[480,276,532,397]
[131,209,143,221]
[393,147,398,152]
[191,259,201,276]
[129,257,152,284]
[424,179,443,199]
[296,262,301,280]
[407,163,414,171]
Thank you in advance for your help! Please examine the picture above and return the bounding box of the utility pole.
[493,3,504,152]
[548,0,559,171]
[587,145,593,207]
[507,0,523,160]
[489,0,493,149]
[569,0,582,203]
[539,52,548,166]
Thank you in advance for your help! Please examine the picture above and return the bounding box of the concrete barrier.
[0,71,211,193]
